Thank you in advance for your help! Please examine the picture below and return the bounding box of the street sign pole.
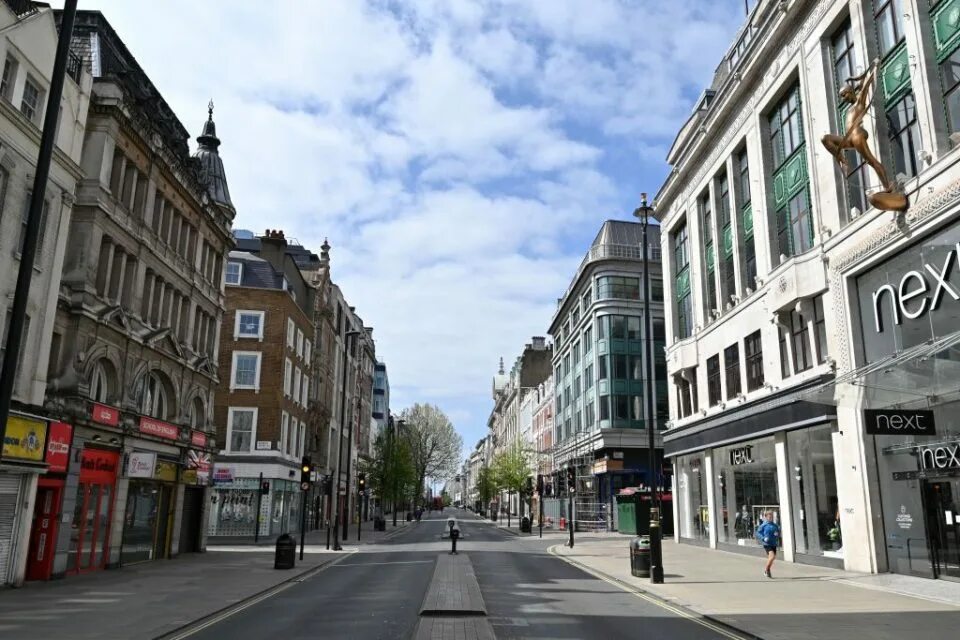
[299,487,308,560]
[254,472,263,544]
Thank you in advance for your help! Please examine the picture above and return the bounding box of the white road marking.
[332,560,434,566]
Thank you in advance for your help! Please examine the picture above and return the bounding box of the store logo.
[729,445,754,466]
[870,244,960,333]
[864,409,936,435]
[919,443,960,471]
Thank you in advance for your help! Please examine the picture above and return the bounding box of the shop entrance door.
[69,481,115,573]
[26,481,62,581]
[923,479,960,581]
[153,484,173,561]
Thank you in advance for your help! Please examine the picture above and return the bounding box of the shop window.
[724,343,741,399]
[677,453,709,541]
[707,354,721,407]
[745,330,765,391]
[788,425,841,559]
[714,437,780,546]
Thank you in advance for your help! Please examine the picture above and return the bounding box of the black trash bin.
[629,536,650,578]
[520,516,531,533]
[275,534,296,570]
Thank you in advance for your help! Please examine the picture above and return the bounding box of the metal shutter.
[0,475,23,585]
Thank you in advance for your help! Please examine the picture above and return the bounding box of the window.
[235,310,264,339]
[745,330,765,391]
[737,149,757,291]
[284,358,292,396]
[614,395,630,421]
[585,363,594,389]
[610,316,627,340]
[293,367,302,403]
[769,84,803,169]
[228,407,256,452]
[780,309,812,377]
[630,355,643,380]
[874,0,905,58]
[583,326,592,354]
[225,261,242,285]
[707,354,721,407]
[778,189,814,258]
[673,221,693,339]
[18,196,49,256]
[141,372,168,419]
[563,353,570,378]
[887,93,920,179]
[281,411,290,456]
[677,373,695,419]
[941,43,960,134]
[287,318,295,349]
[597,276,640,300]
[20,75,41,122]
[89,361,110,403]
[232,352,262,390]
[190,397,205,429]
[581,289,591,310]
[572,341,580,366]
[724,343,741,399]
[813,296,828,363]
[717,172,736,300]
[301,375,309,406]
[0,57,17,100]
[625,316,639,341]
[831,20,870,217]
[613,354,628,379]
[304,339,311,362]
[296,328,304,357]
[598,355,608,380]
[699,192,717,312]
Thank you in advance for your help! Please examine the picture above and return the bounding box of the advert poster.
[2,415,48,462]
[45,421,73,472]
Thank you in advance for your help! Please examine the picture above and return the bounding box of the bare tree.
[402,403,463,506]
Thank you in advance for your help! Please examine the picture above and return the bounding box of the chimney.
[532,336,546,350]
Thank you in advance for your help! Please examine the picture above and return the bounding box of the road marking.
[332,560,434,566]
[547,545,750,640]
[158,552,354,640]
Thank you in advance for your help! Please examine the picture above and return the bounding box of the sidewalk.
[552,537,960,640]
[209,517,411,547]
[0,547,347,640]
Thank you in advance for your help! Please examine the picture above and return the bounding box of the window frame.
[224,261,242,285]
[0,56,17,101]
[745,330,765,391]
[227,406,258,453]
[234,310,265,340]
[724,343,741,399]
[231,351,262,391]
[707,354,722,407]
[287,318,295,349]
[19,74,41,122]
[284,358,292,397]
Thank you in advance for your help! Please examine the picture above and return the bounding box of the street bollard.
[450,527,460,554]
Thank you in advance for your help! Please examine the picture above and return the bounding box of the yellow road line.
[547,545,749,640]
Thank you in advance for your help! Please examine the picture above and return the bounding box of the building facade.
[547,220,667,529]
[658,0,960,581]
[209,230,315,540]
[0,1,91,586]
[41,11,231,581]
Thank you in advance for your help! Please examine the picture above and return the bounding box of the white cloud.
[68,0,744,450]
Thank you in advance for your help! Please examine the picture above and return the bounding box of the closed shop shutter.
[0,475,24,585]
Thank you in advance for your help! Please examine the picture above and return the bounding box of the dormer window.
[225,261,242,285]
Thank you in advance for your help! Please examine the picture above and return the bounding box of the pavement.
[551,535,960,640]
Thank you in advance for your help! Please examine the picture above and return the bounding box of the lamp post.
[332,330,360,551]
[634,192,664,584]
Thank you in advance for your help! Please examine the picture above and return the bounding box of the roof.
[590,219,660,247]
[193,102,233,209]
[228,251,286,290]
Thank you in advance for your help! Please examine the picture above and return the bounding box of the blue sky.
[72,0,747,456]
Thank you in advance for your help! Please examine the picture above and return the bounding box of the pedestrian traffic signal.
[566,467,575,492]
[358,472,366,491]
[536,474,544,494]
[300,456,313,485]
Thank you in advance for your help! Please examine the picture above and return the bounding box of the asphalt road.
[178,510,737,640]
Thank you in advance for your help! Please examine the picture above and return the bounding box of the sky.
[64,0,746,456]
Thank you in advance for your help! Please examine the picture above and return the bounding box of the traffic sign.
[301,481,310,491]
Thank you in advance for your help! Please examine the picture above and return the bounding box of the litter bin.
[520,516,531,533]
[629,536,650,578]
[274,533,296,570]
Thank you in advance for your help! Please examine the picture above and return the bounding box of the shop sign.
[2,415,48,462]
[864,409,936,435]
[212,465,234,485]
[127,451,156,478]
[91,403,120,427]
[728,445,754,465]
[80,448,119,484]
[919,442,960,471]
[139,416,180,440]
[187,450,211,485]
[155,459,178,482]
[869,243,960,333]
[190,430,207,448]
[45,421,73,472]
[256,440,272,450]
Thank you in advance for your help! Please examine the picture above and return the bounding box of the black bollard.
[450,528,459,555]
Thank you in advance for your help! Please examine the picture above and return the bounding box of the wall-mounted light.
[110,437,120,445]
[92,434,102,442]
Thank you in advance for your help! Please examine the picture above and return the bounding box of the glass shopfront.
[208,478,301,538]
[713,437,780,547]
[676,452,709,542]
[787,425,841,559]
[121,480,174,564]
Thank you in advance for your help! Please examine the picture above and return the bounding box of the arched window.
[142,372,168,420]
[89,362,109,403]
[190,396,205,429]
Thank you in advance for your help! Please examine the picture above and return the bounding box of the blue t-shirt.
[756,521,780,547]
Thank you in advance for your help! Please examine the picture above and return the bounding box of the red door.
[26,480,63,581]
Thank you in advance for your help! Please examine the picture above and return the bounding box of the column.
[773,311,795,380]
[775,431,795,563]
[110,249,126,305]
[704,450,717,549]
[98,240,115,299]
[141,271,155,325]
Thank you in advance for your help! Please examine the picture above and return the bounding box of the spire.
[193,99,233,209]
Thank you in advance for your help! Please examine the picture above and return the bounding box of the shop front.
[207,463,302,540]
[1,412,48,586]
[67,446,119,573]
[841,221,960,581]
[121,452,178,564]
[25,421,73,581]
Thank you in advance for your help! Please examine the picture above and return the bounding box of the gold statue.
[821,59,908,212]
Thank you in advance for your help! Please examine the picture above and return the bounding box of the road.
[175,511,740,640]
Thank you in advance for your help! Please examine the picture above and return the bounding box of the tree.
[491,442,532,528]
[476,465,498,515]
[402,403,463,508]
[360,427,415,518]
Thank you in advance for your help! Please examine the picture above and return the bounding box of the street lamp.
[633,192,665,584]
[391,417,405,527]
[332,329,360,551]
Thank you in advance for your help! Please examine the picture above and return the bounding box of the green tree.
[402,403,463,507]
[360,427,415,520]
[491,442,532,528]
[476,465,499,516]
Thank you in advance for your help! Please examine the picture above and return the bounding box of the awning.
[802,329,960,410]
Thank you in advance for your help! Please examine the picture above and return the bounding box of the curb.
[152,551,354,640]
[547,545,761,640]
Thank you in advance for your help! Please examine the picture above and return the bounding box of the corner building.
[657,0,960,581]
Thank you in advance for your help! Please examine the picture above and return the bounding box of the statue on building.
[821,58,908,212]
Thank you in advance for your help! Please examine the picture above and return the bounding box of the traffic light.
[525,476,533,495]
[536,474,544,495]
[566,467,576,492]
[300,456,313,485]
[260,480,270,495]
[358,473,366,493]
[323,474,333,496]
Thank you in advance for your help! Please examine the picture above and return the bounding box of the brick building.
[209,230,315,540]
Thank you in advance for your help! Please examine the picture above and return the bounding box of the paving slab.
[420,553,487,616]
[414,616,496,640]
